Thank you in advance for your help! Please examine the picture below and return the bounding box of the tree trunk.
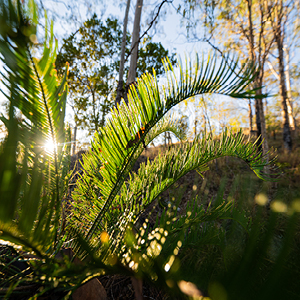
[272,7,293,152]
[246,0,269,156]
[268,0,293,152]
[124,0,143,103]
[91,89,98,132]
[248,99,253,134]
[115,0,131,106]
[72,125,77,155]
[255,95,269,155]
[267,55,295,132]
[277,40,292,152]
[259,98,269,155]
[131,277,144,300]
[284,47,296,132]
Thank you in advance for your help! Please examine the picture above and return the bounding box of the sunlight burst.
[44,138,57,153]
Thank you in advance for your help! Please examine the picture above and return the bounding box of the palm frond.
[70,114,185,219]
[119,130,270,220]
[72,128,273,246]
[0,0,69,253]
[72,53,264,242]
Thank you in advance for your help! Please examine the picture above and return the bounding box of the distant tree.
[267,0,299,152]
[137,41,176,77]
[56,14,176,138]
[56,15,123,136]
[177,0,276,156]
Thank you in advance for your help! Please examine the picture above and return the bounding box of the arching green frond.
[70,115,184,214]
[0,0,69,253]
[118,130,271,217]
[72,129,273,245]
[77,53,263,242]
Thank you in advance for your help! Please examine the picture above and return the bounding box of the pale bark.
[124,0,143,103]
[268,55,295,131]
[284,47,296,131]
[115,0,131,106]
[277,38,292,151]
[270,0,293,152]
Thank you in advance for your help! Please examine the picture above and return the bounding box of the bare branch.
[267,60,280,80]
[191,35,248,78]
[124,0,173,63]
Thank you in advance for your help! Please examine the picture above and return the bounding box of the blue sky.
[0,0,248,145]
[2,0,289,144]
[40,0,221,144]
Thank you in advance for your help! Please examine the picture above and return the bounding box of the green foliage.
[137,41,177,77]
[56,14,123,135]
[3,1,299,300]
[69,52,269,248]
[56,15,176,136]
[176,175,300,300]
[0,0,70,256]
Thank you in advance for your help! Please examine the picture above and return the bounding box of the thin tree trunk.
[277,38,292,152]
[284,47,296,132]
[91,90,98,132]
[258,96,269,155]
[100,101,106,129]
[246,0,268,155]
[72,125,77,155]
[115,0,131,106]
[268,50,296,133]
[248,99,253,135]
[167,131,171,146]
[124,0,143,103]
[128,1,144,281]
[267,0,293,152]
[255,96,269,154]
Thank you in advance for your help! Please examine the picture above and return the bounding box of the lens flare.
[44,138,57,153]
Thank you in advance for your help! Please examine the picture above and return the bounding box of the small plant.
[2,1,299,300]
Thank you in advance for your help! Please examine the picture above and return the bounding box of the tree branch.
[267,60,280,80]
[124,0,173,64]
[192,36,248,78]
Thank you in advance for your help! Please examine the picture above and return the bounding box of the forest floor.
[70,134,300,300]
